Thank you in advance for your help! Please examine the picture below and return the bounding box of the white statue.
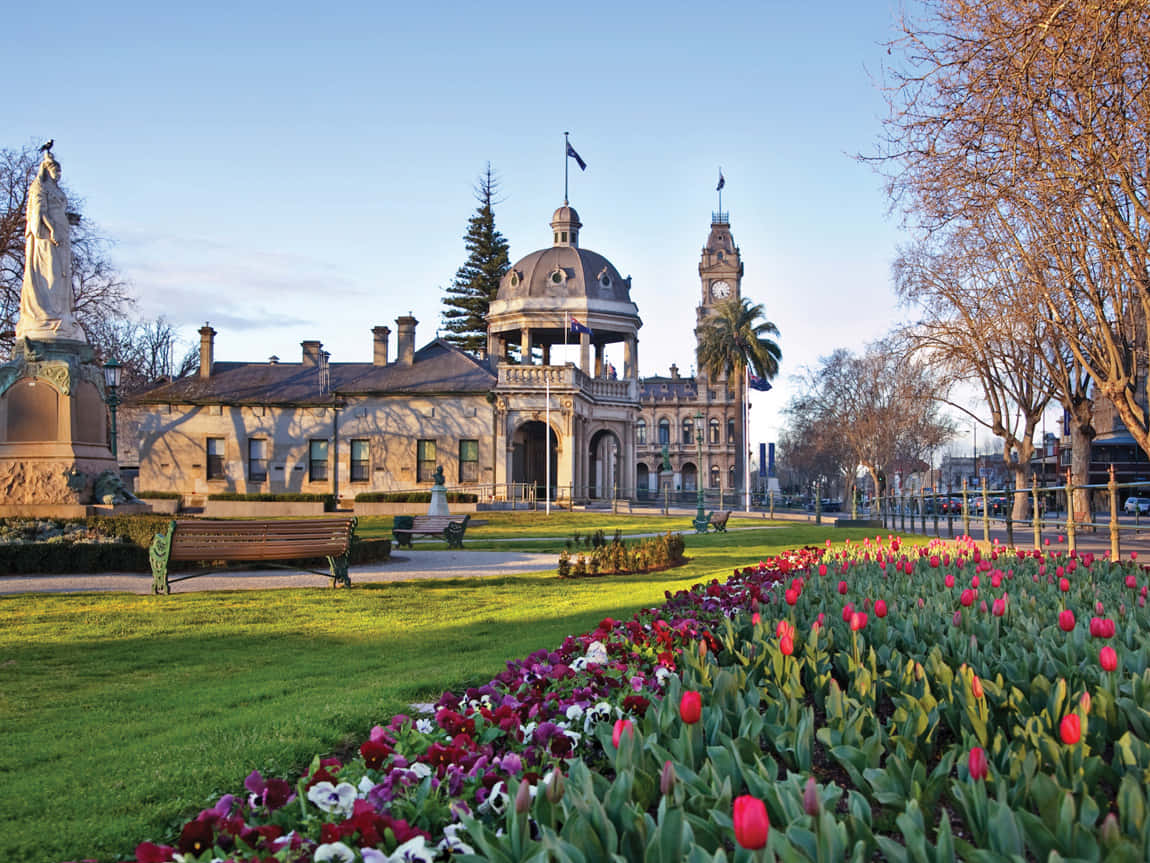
[15,150,85,342]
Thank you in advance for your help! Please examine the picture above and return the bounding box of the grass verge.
[0,521,905,862]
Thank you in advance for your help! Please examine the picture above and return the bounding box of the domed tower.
[487,205,642,504]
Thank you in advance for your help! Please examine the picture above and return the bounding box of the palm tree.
[696,296,781,383]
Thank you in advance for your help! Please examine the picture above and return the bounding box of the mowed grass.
[0,519,905,863]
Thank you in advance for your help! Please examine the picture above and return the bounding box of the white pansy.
[307,781,357,819]
[584,640,609,665]
[415,718,434,734]
[358,775,376,795]
[361,849,387,863]
[408,762,432,779]
[314,842,356,863]
[565,703,585,721]
[655,667,671,685]
[521,721,537,741]
[437,823,476,856]
[582,701,614,734]
[570,657,588,671]
[387,835,435,862]
[478,781,508,815]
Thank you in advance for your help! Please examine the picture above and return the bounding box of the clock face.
[711,280,732,301]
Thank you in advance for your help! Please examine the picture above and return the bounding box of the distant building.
[129,206,754,505]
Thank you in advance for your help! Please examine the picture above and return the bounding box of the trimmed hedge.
[354,491,479,503]
[134,490,181,499]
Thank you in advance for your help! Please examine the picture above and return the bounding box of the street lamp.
[103,357,122,458]
[692,410,709,533]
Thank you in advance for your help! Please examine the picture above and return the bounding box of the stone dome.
[497,245,633,304]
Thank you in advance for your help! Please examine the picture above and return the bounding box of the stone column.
[542,343,551,365]
[624,336,636,379]
[487,331,500,361]
[520,328,532,364]
[595,344,604,378]
[580,332,591,375]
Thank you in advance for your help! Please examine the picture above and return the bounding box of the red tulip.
[818,563,828,576]
[960,589,975,607]
[842,603,854,622]
[838,580,848,595]
[780,633,794,656]
[1125,575,1137,590]
[776,620,795,641]
[733,795,770,850]
[679,691,702,724]
[1058,609,1076,632]
[874,599,887,618]
[968,746,988,780]
[971,575,980,588]
[971,675,984,699]
[785,588,799,606]
[1060,578,1070,592]
[803,776,820,816]
[612,718,633,747]
[1059,714,1081,745]
[850,611,868,631]
[1100,646,1118,672]
[751,612,761,625]
[945,574,956,588]
[992,597,1006,617]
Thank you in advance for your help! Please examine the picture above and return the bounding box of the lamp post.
[103,357,122,458]
[693,411,709,533]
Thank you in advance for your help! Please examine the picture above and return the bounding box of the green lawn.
[0,520,901,863]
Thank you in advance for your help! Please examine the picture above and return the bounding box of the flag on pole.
[570,316,593,336]
[716,170,725,191]
[566,142,587,171]
[748,374,772,392]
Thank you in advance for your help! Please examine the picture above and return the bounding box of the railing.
[496,363,638,404]
[869,466,1150,557]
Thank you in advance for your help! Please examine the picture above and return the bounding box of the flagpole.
[744,365,751,513]
[545,372,552,515]
[564,132,569,204]
[718,166,722,214]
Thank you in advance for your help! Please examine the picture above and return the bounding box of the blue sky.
[5,0,922,448]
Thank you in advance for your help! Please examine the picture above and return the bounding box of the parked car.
[1124,496,1150,515]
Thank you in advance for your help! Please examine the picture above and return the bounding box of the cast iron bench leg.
[149,520,176,595]
[444,523,464,549]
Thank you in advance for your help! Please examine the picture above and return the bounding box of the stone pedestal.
[428,482,450,516]
[0,339,125,516]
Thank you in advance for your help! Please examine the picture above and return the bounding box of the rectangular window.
[459,439,479,483]
[248,439,268,482]
[206,437,226,480]
[309,439,329,482]
[417,439,437,483]
[350,439,370,482]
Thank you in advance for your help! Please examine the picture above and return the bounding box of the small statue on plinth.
[427,465,450,516]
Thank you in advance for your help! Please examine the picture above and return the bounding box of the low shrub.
[134,490,182,499]
[207,492,336,509]
[558,530,685,577]
[354,491,479,503]
[0,542,149,573]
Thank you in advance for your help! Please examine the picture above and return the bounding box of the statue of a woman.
[15,152,85,342]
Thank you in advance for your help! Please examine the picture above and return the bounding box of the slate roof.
[130,339,496,406]
[639,375,699,401]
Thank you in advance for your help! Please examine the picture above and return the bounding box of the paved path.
[0,549,558,595]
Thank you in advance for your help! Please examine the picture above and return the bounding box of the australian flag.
[748,374,772,392]
[566,141,587,171]
[716,170,725,191]
[570,316,593,336]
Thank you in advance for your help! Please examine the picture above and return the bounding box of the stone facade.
[128,207,754,505]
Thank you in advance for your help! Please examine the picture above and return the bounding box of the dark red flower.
[177,821,214,857]
[135,843,175,863]
[613,718,633,747]
[1100,645,1118,672]
[968,747,988,780]
[360,738,392,769]
[960,589,975,607]
[1058,609,1076,632]
[1060,714,1081,745]
[874,599,887,618]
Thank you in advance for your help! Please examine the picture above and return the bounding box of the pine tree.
[440,164,510,355]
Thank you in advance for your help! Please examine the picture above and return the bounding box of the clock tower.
[696,213,744,375]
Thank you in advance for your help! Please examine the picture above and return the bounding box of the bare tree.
[1,142,133,359]
[894,227,1053,517]
[787,339,953,511]
[88,315,197,393]
[878,1,1150,470]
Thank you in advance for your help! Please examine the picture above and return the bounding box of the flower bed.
[124,536,1150,862]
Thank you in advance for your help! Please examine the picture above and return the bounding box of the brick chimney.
[198,324,216,379]
[372,326,391,366]
[395,315,417,366]
[301,340,323,367]
[670,363,679,379]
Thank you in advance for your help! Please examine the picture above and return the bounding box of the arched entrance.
[588,429,621,500]
[636,462,650,500]
[681,462,697,492]
[511,420,559,500]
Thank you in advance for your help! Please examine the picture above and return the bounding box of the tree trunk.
[1070,422,1094,526]
[1011,466,1032,521]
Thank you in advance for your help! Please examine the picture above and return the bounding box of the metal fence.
[868,466,1150,557]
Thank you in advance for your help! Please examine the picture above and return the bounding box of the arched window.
[709,418,720,444]
[682,418,693,444]
[658,418,670,445]
[710,465,721,489]
[729,465,736,489]
[636,419,647,445]
[727,418,736,443]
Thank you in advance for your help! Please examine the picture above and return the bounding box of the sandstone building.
[130,206,750,505]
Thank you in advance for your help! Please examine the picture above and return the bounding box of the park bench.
[392,514,471,549]
[708,510,732,532]
[149,516,358,594]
